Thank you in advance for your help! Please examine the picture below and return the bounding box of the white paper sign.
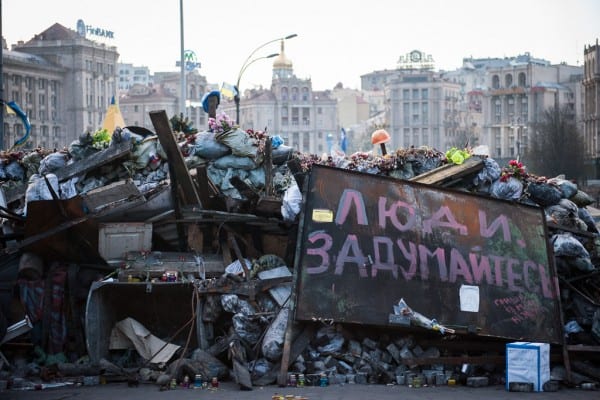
[459,284,480,312]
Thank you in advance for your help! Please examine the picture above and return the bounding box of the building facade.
[118,63,151,94]
[2,44,65,149]
[220,41,338,155]
[362,50,583,160]
[11,23,120,146]
[119,70,211,133]
[480,56,582,163]
[366,50,468,151]
[584,39,600,178]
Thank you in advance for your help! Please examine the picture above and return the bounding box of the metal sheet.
[294,165,562,343]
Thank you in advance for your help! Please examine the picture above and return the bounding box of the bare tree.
[525,104,584,182]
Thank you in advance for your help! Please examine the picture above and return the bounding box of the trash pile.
[1,110,600,392]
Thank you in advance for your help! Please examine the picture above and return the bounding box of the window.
[493,97,501,115]
[421,89,428,100]
[505,74,513,88]
[302,87,309,101]
[403,89,410,100]
[403,103,410,125]
[422,102,429,124]
[518,72,526,87]
[412,89,419,100]
[412,103,419,124]
[302,108,310,126]
[492,75,500,89]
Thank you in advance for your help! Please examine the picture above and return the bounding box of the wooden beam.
[409,157,484,186]
[149,110,202,207]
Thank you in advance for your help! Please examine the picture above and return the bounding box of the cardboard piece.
[109,317,180,364]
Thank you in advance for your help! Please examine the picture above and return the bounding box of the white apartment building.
[118,63,151,94]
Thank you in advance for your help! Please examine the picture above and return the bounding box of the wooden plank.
[55,140,133,182]
[409,156,483,185]
[149,110,201,207]
[82,180,143,212]
[194,165,221,209]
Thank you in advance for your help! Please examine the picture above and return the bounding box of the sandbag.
[130,137,158,170]
[212,154,258,170]
[548,176,578,199]
[25,173,59,204]
[215,128,259,159]
[261,306,289,361]
[190,131,231,160]
[39,152,68,175]
[490,177,523,201]
[527,181,562,207]
[472,157,501,190]
[232,313,263,345]
[570,190,594,207]
[5,160,25,181]
[272,144,294,165]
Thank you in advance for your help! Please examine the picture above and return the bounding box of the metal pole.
[179,0,186,117]
[235,52,280,126]
[234,34,297,126]
[0,0,4,150]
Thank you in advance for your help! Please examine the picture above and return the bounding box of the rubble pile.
[1,111,600,392]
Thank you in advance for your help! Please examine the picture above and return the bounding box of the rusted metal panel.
[294,165,562,343]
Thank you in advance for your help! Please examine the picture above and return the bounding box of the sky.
[2,0,599,92]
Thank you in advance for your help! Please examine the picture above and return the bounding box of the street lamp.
[179,0,186,117]
[234,34,298,125]
[235,53,278,125]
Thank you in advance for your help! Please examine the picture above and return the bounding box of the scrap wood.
[149,110,201,207]
[409,156,483,186]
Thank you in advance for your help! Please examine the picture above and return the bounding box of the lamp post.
[235,53,278,125]
[234,34,297,125]
[0,1,4,149]
[179,0,186,117]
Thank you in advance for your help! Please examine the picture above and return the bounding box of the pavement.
[2,380,599,400]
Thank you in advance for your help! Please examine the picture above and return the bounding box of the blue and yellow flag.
[220,82,238,100]
[4,101,31,149]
